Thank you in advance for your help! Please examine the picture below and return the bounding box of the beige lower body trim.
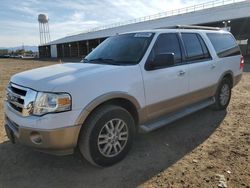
[139,84,217,124]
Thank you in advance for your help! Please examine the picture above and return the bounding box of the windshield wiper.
[85,58,134,66]
[89,58,113,62]
[88,58,120,65]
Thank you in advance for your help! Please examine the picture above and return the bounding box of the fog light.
[30,131,42,144]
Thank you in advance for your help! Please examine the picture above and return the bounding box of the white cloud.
[71,12,85,22]
[9,0,41,16]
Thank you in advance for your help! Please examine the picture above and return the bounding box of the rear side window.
[151,33,182,63]
[181,33,210,61]
[197,34,210,59]
[207,33,241,58]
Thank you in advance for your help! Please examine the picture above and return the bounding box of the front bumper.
[4,101,82,155]
[4,115,81,155]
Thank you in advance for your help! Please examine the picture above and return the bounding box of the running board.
[139,97,215,133]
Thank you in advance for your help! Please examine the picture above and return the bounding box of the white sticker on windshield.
[134,33,152,38]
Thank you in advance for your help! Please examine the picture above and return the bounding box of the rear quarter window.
[207,33,241,58]
[182,33,203,60]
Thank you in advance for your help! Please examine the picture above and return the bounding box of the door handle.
[178,70,186,76]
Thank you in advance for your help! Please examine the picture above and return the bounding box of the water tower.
[38,14,51,45]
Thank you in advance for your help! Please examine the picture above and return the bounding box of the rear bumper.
[4,115,81,155]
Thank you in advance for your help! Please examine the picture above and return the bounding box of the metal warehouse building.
[39,0,250,59]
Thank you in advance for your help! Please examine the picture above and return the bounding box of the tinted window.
[207,33,240,58]
[197,34,210,59]
[182,33,205,61]
[150,33,182,64]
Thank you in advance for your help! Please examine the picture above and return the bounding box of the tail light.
[240,56,244,70]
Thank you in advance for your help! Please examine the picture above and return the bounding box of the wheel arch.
[218,70,234,88]
[75,92,142,128]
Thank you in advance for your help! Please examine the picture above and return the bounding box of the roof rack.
[157,25,221,31]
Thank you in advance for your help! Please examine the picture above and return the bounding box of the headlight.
[33,92,71,116]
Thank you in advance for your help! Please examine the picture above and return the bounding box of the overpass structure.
[39,0,250,58]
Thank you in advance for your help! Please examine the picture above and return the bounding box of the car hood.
[11,63,120,91]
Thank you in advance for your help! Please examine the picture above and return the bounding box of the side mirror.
[150,53,175,70]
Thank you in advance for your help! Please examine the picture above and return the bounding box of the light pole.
[45,46,48,57]
[69,44,71,57]
[222,20,231,28]
[86,41,89,54]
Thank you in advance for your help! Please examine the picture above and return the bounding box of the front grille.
[10,85,27,96]
[6,83,26,114]
[9,102,23,113]
[6,83,37,116]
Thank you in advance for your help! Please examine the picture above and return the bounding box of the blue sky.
[0,0,209,47]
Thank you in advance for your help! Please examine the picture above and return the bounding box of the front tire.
[211,78,232,110]
[78,105,135,167]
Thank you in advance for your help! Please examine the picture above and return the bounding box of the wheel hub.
[97,118,129,157]
[219,83,230,106]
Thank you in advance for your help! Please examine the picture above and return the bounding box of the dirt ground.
[0,59,249,188]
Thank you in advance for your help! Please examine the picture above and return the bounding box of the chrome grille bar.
[6,87,25,100]
[6,83,37,117]
[9,100,24,108]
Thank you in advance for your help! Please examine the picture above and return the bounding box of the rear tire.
[211,78,232,110]
[78,105,135,167]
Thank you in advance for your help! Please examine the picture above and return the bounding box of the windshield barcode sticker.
[134,33,152,38]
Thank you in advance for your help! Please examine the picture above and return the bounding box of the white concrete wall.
[50,45,57,58]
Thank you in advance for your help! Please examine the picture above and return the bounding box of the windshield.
[84,32,154,65]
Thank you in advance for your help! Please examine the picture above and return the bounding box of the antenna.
[38,14,51,45]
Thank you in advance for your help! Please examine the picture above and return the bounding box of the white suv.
[4,26,243,167]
